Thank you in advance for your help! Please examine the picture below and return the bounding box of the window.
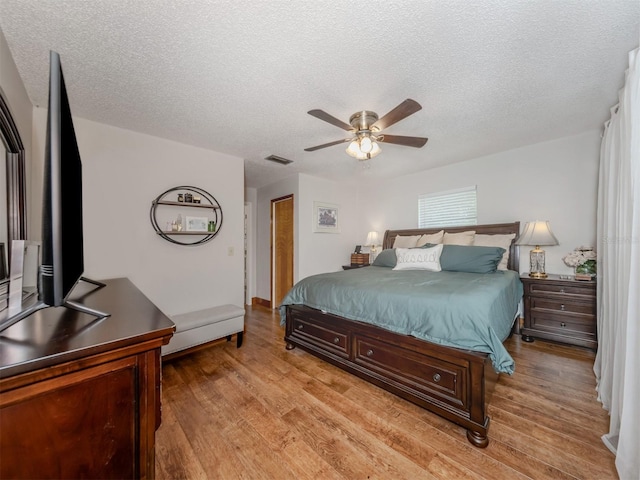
[418,186,477,228]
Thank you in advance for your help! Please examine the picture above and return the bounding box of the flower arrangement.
[563,246,597,275]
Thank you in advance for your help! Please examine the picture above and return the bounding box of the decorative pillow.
[442,230,476,246]
[473,233,516,270]
[392,245,443,271]
[372,249,397,268]
[392,235,421,248]
[415,230,444,247]
[438,245,505,274]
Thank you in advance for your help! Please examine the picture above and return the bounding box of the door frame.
[271,194,294,309]
[244,202,252,306]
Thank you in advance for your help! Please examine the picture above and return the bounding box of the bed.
[281,222,522,447]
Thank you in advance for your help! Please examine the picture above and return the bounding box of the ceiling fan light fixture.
[346,133,382,160]
[308,99,426,159]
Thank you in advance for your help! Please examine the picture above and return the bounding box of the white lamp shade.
[360,136,373,153]
[369,141,381,158]
[346,137,382,160]
[365,231,379,246]
[346,140,360,157]
[515,221,559,246]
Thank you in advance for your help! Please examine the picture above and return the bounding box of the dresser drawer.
[353,335,467,410]
[526,281,595,300]
[530,297,596,316]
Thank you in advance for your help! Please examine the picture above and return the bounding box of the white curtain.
[595,46,640,480]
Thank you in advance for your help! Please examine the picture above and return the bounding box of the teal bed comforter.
[279,266,523,374]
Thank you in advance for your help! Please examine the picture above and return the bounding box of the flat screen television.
[0,51,108,332]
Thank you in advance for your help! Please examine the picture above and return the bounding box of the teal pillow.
[438,245,506,273]
[372,249,397,267]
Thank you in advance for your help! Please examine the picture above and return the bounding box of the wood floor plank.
[343,378,562,480]
[487,403,613,462]
[284,403,438,480]
[221,390,344,480]
[156,306,618,479]
[499,366,601,406]
[296,382,442,478]
[491,381,609,433]
[159,366,247,479]
[155,401,209,480]
[301,371,485,479]
[488,393,608,450]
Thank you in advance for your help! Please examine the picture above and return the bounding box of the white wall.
[358,130,601,276]
[254,174,298,301]
[296,173,360,279]
[31,108,245,315]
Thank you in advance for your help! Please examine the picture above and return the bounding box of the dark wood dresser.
[521,274,597,349]
[0,278,175,479]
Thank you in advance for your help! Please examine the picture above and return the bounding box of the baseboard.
[252,297,271,308]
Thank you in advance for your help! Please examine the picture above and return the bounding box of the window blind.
[418,186,477,228]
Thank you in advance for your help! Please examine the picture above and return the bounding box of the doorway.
[271,195,294,308]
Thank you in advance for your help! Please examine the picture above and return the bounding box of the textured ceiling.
[0,1,638,188]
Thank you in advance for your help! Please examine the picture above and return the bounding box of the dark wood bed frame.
[284,222,520,447]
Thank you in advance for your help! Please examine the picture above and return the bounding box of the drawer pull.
[297,324,303,330]
[333,337,340,344]
[560,288,565,293]
[561,322,566,327]
[560,304,565,311]
[366,349,374,357]
[433,373,441,383]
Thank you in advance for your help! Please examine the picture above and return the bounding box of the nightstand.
[521,274,597,349]
[342,264,369,270]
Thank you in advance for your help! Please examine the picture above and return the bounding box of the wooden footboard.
[285,304,498,447]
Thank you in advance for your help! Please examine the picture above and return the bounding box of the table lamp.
[515,221,558,278]
[366,231,379,261]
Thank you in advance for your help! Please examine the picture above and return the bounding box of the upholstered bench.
[161,304,245,356]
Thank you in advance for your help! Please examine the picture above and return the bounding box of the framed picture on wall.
[313,201,340,233]
[185,216,208,232]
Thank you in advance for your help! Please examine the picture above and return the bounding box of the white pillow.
[415,230,444,247]
[393,245,443,271]
[473,233,516,270]
[443,230,476,246]
[392,235,421,248]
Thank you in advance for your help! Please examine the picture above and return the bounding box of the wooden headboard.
[382,222,521,272]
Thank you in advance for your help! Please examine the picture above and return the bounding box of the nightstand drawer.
[529,311,596,336]
[526,281,595,300]
[530,297,596,316]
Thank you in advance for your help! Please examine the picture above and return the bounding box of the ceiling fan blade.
[371,99,422,131]
[307,109,353,131]
[304,138,351,152]
[378,134,428,148]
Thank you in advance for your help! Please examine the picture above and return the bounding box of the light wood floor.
[155,305,617,480]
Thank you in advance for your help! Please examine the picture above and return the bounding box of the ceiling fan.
[304,98,428,160]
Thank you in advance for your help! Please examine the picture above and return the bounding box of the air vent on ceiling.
[265,155,293,165]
